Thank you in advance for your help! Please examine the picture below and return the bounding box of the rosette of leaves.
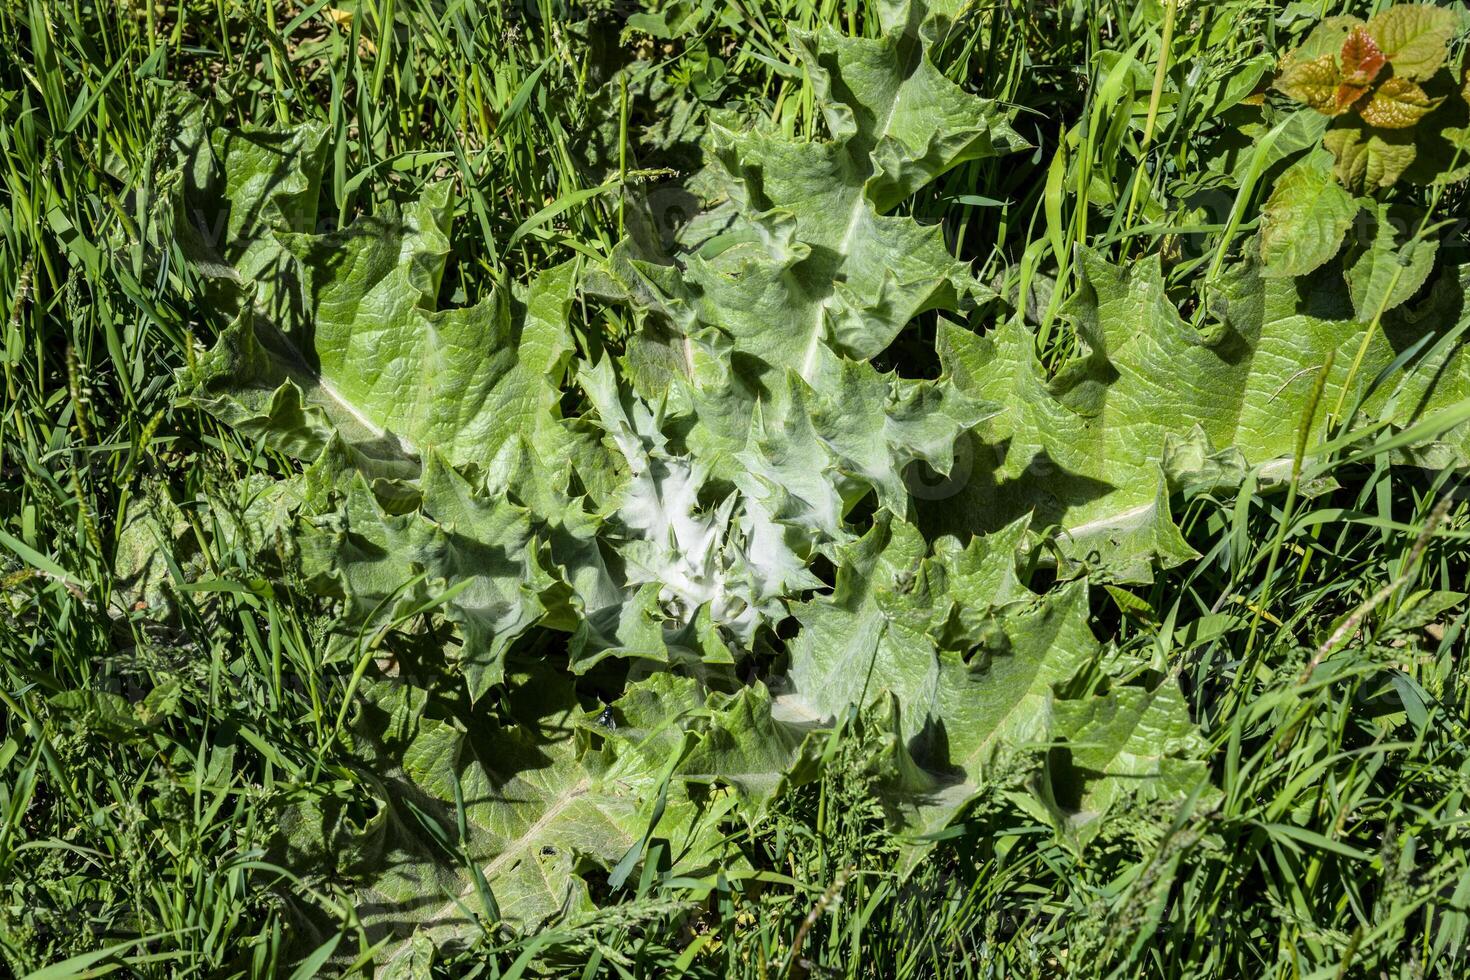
[157,6,1238,961]
[1273,5,1467,190]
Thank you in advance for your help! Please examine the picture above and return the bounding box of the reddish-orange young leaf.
[1334,83,1369,113]
[1340,28,1386,86]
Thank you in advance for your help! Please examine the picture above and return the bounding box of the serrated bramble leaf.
[1365,4,1459,81]
[1259,149,1358,277]
[1346,203,1440,320]
[1359,77,1442,129]
[1274,53,1347,114]
[1324,123,1418,189]
[1335,82,1371,114]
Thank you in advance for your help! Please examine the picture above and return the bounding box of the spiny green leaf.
[302,452,555,701]
[779,518,1098,833]
[178,122,577,479]
[1038,683,1215,847]
[320,675,719,961]
[928,249,1470,578]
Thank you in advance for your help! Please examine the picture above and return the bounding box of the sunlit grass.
[3,0,1469,977]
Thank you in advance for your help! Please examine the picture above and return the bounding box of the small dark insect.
[596,706,616,729]
[540,845,558,856]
